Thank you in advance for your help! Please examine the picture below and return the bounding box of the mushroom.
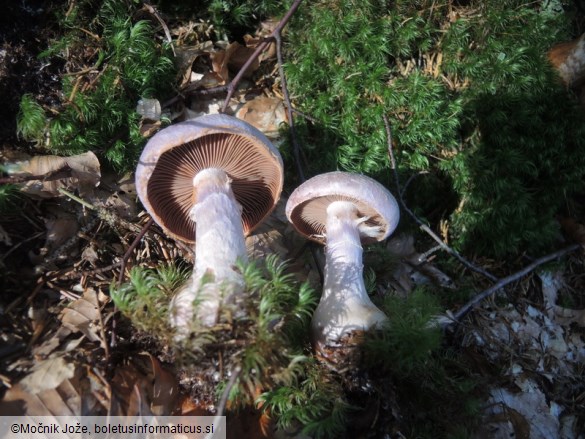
[285,172,399,364]
[135,114,283,331]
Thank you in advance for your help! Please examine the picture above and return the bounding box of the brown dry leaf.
[12,151,101,198]
[244,17,278,61]
[81,245,99,266]
[227,43,261,77]
[140,120,162,137]
[209,41,262,83]
[31,326,73,359]
[147,353,179,416]
[175,42,213,87]
[110,362,147,416]
[110,354,179,417]
[227,407,274,439]
[0,377,80,416]
[236,96,288,138]
[19,356,76,394]
[554,307,585,327]
[28,208,79,266]
[178,396,210,415]
[60,288,102,345]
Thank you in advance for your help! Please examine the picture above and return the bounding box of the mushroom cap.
[285,171,399,245]
[136,114,284,243]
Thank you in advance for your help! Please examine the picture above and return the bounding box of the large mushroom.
[286,172,399,364]
[135,114,283,331]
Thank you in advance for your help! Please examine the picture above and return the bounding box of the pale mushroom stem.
[170,168,247,330]
[312,200,388,347]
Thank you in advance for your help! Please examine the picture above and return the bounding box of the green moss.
[363,288,482,437]
[285,0,585,257]
[16,0,175,171]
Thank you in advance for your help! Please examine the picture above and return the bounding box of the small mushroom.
[136,114,283,331]
[286,172,399,364]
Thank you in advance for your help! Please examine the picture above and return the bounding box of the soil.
[0,0,65,146]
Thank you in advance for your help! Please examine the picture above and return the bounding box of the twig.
[58,188,142,233]
[118,218,154,285]
[204,365,242,439]
[401,170,429,198]
[220,0,304,113]
[142,3,175,56]
[60,261,123,280]
[451,243,580,322]
[275,32,305,183]
[382,114,498,283]
[273,8,326,283]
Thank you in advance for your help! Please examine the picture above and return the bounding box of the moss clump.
[285,0,585,257]
[16,0,175,171]
[110,256,354,434]
[364,288,482,437]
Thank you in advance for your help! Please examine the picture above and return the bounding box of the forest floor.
[1,1,585,438]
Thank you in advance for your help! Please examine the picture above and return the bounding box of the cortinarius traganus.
[286,171,399,364]
[136,114,283,331]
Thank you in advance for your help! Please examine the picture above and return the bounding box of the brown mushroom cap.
[286,171,399,245]
[136,114,284,243]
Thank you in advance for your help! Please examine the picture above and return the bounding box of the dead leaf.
[227,43,261,77]
[110,355,180,417]
[81,245,99,266]
[147,353,179,416]
[540,271,585,327]
[236,96,288,138]
[31,326,73,359]
[29,207,80,267]
[60,289,102,344]
[477,379,562,439]
[175,42,213,87]
[10,151,101,198]
[244,17,279,61]
[0,378,80,416]
[210,42,240,84]
[19,356,75,394]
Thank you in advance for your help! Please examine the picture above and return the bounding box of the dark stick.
[275,32,305,183]
[274,11,324,282]
[451,243,580,322]
[220,0,304,113]
[382,114,498,283]
[117,217,154,285]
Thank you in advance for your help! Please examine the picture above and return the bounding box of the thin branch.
[382,114,498,283]
[118,218,154,285]
[275,32,304,182]
[451,243,580,322]
[204,365,242,439]
[221,0,304,113]
[142,3,175,56]
[401,170,429,198]
[273,8,325,282]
